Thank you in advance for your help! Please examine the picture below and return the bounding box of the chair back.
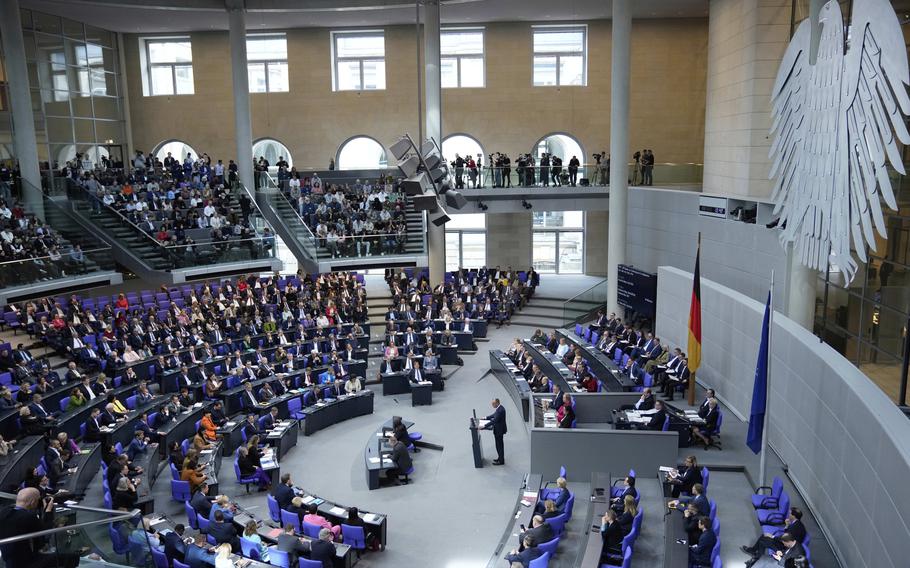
[298,559,322,568]
[126,395,137,410]
[240,537,261,560]
[174,561,191,568]
[711,515,720,536]
[184,501,198,529]
[109,524,129,554]
[280,509,301,532]
[60,397,70,412]
[632,510,643,535]
[181,438,190,455]
[709,499,717,521]
[301,520,322,538]
[538,536,559,556]
[528,551,550,568]
[662,415,670,431]
[341,524,366,550]
[770,476,784,502]
[171,480,191,502]
[170,463,181,480]
[544,513,568,536]
[621,547,633,568]
[287,397,302,414]
[778,492,791,518]
[701,467,710,492]
[267,494,281,523]
[151,548,170,568]
[564,493,575,518]
[269,549,290,568]
[197,516,210,533]
[713,411,723,434]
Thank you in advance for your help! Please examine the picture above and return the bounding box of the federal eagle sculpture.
[769,0,910,283]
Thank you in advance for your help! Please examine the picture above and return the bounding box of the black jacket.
[0,505,55,568]
[389,440,412,471]
[274,483,295,511]
[207,520,237,546]
[163,530,187,562]
[485,404,507,435]
[190,491,213,519]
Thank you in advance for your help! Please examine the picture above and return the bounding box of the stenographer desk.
[364,418,414,490]
[488,350,531,421]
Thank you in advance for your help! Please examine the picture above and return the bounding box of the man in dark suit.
[276,523,311,566]
[44,440,72,485]
[273,473,295,510]
[408,361,426,384]
[163,523,187,562]
[688,516,716,567]
[385,432,413,485]
[190,483,213,519]
[641,400,667,431]
[241,383,259,410]
[519,515,554,550]
[772,533,807,567]
[261,407,280,430]
[0,487,70,568]
[504,534,543,567]
[663,359,690,400]
[184,533,215,568]
[208,510,239,551]
[742,508,806,566]
[243,414,260,440]
[85,407,104,443]
[484,398,508,465]
[308,529,335,568]
[610,476,638,511]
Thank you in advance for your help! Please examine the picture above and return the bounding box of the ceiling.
[20,0,709,33]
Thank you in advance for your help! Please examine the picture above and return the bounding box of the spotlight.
[477,201,489,211]
[389,136,412,161]
[444,190,467,210]
[412,191,440,212]
[400,171,432,196]
[431,212,451,226]
[522,200,533,210]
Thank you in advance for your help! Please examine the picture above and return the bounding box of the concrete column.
[227,2,255,192]
[786,244,816,330]
[423,0,445,286]
[0,0,43,219]
[606,0,631,315]
[116,32,135,163]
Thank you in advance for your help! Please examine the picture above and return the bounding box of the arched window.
[153,139,198,163]
[532,133,584,165]
[336,136,388,170]
[252,138,292,168]
[441,134,484,165]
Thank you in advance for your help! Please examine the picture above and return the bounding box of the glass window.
[332,31,385,91]
[532,26,586,86]
[532,211,584,273]
[154,140,198,163]
[144,38,194,96]
[252,138,293,168]
[445,214,486,270]
[441,29,484,88]
[246,35,288,93]
[336,136,387,170]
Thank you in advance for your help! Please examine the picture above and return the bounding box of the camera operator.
[491,153,501,188]
[515,155,526,187]
[525,154,536,186]
[593,153,603,185]
[550,155,563,187]
[540,153,550,187]
[0,487,80,568]
[568,155,580,187]
[502,153,512,188]
[452,154,465,189]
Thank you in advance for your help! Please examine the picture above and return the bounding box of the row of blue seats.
[752,477,813,567]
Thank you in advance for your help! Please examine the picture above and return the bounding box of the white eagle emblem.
[769,0,910,283]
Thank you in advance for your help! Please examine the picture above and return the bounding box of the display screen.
[617,264,657,318]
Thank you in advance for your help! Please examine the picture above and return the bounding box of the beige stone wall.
[702,0,791,198]
[122,18,708,168]
[584,210,609,276]
[485,212,533,269]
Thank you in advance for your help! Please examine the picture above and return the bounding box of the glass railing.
[0,247,115,289]
[562,278,608,326]
[467,162,703,188]
[0,491,147,568]
[259,189,319,261]
[68,180,277,270]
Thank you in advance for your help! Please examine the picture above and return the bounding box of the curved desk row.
[555,329,636,392]
[522,340,582,394]
[301,390,374,436]
[488,350,531,422]
[290,484,388,549]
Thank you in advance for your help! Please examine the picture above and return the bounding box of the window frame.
[445,213,487,270]
[142,37,194,96]
[331,30,386,92]
[531,25,587,87]
[440,27,485,89]
[246,34,289,93]
[531,211,585,274]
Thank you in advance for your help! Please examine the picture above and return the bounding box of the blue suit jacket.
[485,404,507,435]
[690,529,716,565]
[185,544,215,568]
[505,546,543,567]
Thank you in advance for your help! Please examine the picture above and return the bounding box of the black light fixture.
[477,201,489,211]
[390,133,467,223]
[522,200,533,210]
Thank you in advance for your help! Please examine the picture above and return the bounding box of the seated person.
[344,375,362,394]
[208,510,239,552]
[209,495,236,523]
[303,503,341,539]
[741,507,806,566]
[504,535,542,567]
[242,520,269,562]
[237,446,271,490]
[690,398,720,448]
[616,495,638,534]
[536,477,569,514]
[519,515,554,551]
[666,455,702,498]
[181,456,208,493]
[599,509,625,562]
[687,516,716,567]
[636,400,667,431]
[610,476,638,511]
[669,483,709,517]
[556,394,576,428]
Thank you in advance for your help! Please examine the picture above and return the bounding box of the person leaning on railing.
[0,487,81,568]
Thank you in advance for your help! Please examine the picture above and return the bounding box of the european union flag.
[746,292,771,454]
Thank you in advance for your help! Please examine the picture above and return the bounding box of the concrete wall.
[122,18,708,168]
[627,187,789,308]
[585,210,609,277]
[529,427,678,481]
[656,266,910,568]
[702,0,791,198]
[485,212,532,269]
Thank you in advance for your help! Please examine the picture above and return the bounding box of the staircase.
[511,295,602,329]
[73,201,173,273]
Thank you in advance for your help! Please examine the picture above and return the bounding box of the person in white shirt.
[555,338,570,359]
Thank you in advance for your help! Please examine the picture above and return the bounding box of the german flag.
[686,236,702,403]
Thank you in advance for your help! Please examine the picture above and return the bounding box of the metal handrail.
[72,184,170,252]
[0,492,139,545]
[564,277,608,305]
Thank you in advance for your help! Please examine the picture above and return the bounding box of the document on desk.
[659,466,676,473]
[477,419,490,429]
[417,381,433,385]
[261,457,278,469]
[329,506,346,517]
[638,408,659,415]
[368,457,381,464]
[224,421,236,427]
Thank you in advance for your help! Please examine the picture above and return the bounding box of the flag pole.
[687,232,701,406]
[758,270,774,488]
